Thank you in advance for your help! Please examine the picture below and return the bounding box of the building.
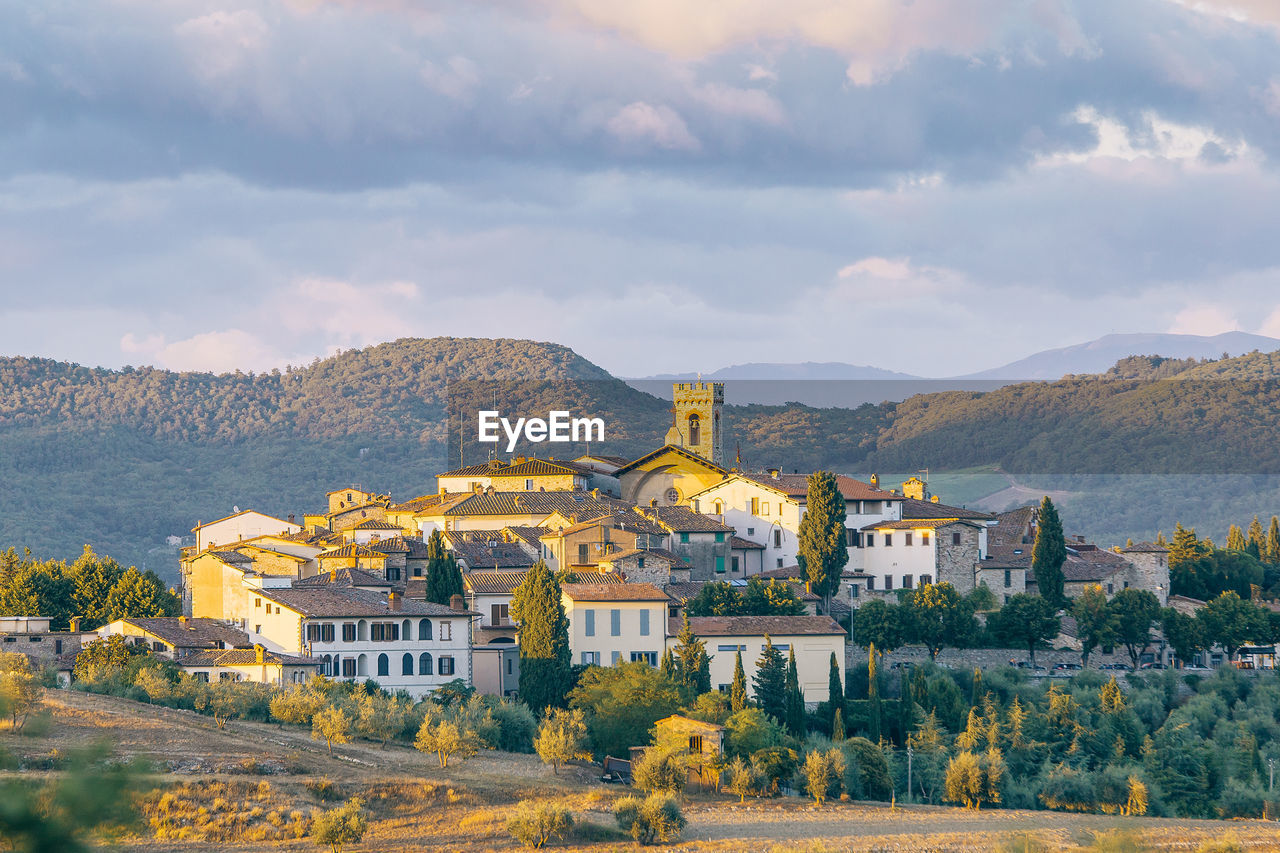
[561,583,670,668]
[413,489,634,537]
[465,569,623,644]
[671,615,846,704]
[614,445,728,508]
[0,616,80,665]
[663,381,724,465]
[597,548,690,587]
[447,531,540,572]
[637,505,735,580]
[473,643,521,698]
[537,511,668,572]
[436,458,598,495]
[857,518,988,596]
[191,510,301,554]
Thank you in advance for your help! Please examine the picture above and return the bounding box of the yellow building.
[561,583,670,668]
[615,445,727,508]
[664,381,724,465]
[436,458,592,495]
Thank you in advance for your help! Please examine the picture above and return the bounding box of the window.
[582,651,600,666]
[762,503,770,516]
[867,534,875,547]
[680,532,690,544]
[751,497,759,515]
[1106,583,1114,594]
[731,556,740,573]
[255,597,261,608]
[776,558,783,568]
[611,651,621,665]
[884,575,893,591]
[773,529,781,547]
[920,574,932,585]
[440,621,452,641]
[402,619,412,640]
[850,584,859,599]
[715,532,725,543]
[254,624,262,634]
[866,576,875,590]
[307,624,321,643]
[402,653,414,676]
[491,604,509,625]
[578,543,589,564]
[342,623,356,642]
[584,609,595,636]
[665,487,680,504]
[717,644,746,652]
[419,653,433,675]
[418,619,432,640]
[952,532,961,546]
[637,558,645,568]
[54,640,62,654]
[387,566,400,582]
[506,658,513,675]
[713,501,723,515]
[631,652,657,666]
[747,527,754,535]
[845,529,856,547]
[640,609,650,636]
[688,413,700,445]
[322,624,335,643]
[610,609,621,637]
[905,532,913,546]
[689,735,704,754]
[377,654,389,676]
[904,575,914,589]
[1004,570,1012,588]
[342,658,356,677]
[525,478,534,490]
[194,672,209,682]
[715,556,725,574]
[922,532,930,546]
[357,654,368,677]
[865,501,881,514]
[885,534,893,547]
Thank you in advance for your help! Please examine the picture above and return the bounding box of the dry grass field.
[4,690,1280,852]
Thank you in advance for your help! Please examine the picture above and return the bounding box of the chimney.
[288,514,295,524]
[650,498,658,507]
[329,569,337,583]
[870,474,879,488]
[69,616,81,633]
[450,594,465,611]
[591,488,600,499]
[179,616,188,628]
[389,591,401,611]
[768,467,780,479]
[254,643,265,663]
[931,495,940,503]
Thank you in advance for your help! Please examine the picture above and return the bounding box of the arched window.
[713,501,723,515]
[688,413,700,446]
[377,654,389,677]
[419,652,433,676]
[322,654,332,676]
[418,619,432,640]
[402,653,414,676]
[357,653,368,677]
[357,620,368,642]
[402,619,412,641]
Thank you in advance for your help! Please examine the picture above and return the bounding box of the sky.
[4,0,1280,377]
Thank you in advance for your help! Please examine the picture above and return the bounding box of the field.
[4,690,1280,852]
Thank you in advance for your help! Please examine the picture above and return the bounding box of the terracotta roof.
[503,526,548,548]
[666,578,817,602]
[118,618,249,649]
[368,536,431,558]
[757,565,806,580]
[612,444,728,477]
[350,519,404,531]
[1123,542,1169,553]
[561,582,668,602]
[730,536,765,550]
[180,649,319,667]
[639,505,734,533]
[466,570,622,595]
[860,518,985,531]
[732,472,898,503]
[295,566,392,588]
[989,506,1036,549]
[1059,548,1129,582]
[208,550,254,565]
[429,491,634,519]
[900,497,993,521]
[449,536,539,570]
[438,458,591,478]
[258,587,467,618]
[316,543,386,560]
[679,615,845,637]
[388,494,450,513]
[576,454,631,467]
[191,510,297,533]
[545,510,668,538]
[598,548,689,568]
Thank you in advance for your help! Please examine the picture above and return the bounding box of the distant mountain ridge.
[639,361,918,381]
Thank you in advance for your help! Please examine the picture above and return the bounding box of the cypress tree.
[1031,497,1066,606]
[672,615,710,699]
[831,707,845,742]
[730,649,748,712]
[1248,515,1266,553]
[1226,524,1246,551]
[1169,523,1202,567]
[867,642,882,745]
[784,647,805,736]
[659,648,676,681]
[424,530,464,605]
[798,471,849,614]
[753,635,787,722]
[897,669,914,746]
[510,559,572,714]
[827,651,844,725]
[1268,517,1280,564]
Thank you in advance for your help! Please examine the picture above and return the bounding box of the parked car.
[889,661,916,670]
[1013,661,1046,671]
[1098,663,1129,670]
[1053,662,1083,671]
[1140,662,1167,670]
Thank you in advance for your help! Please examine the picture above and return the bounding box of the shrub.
[750,746,798,794]
[311,707,351,755]
[725,755,758,803]
[534,707,592,773]
[840,737,892,801]
[507,801,573,849]
[632,746,688,795]
[613,793,685,845]
[310,797,366,853]
[487,699,538,753]
[803,748,846,806]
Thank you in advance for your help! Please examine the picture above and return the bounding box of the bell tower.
[664,381,723,465]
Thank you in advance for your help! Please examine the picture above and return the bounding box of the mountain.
[961,332,1280,380]
[640,362,918,380]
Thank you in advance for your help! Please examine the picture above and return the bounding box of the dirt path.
[972,469,1079,513]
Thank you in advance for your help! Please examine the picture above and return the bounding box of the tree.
[1072,585,1117,666]
[1169,523,1205,567]
[832,707,846,742]
[1199,591,1269,662]
[73,635,140,682]
[356,693,410,747]
[740,577,807,616]
[684,582,742,617]
[990,594,1060,668]
[632,744,688,795]
[507,801,573,849]
[424,530,464,606]
[0,654,42,731]
[613,793,686,845]
[312,705,351,755]
[196,679,248,729]
[849,600,905,655]
[725,755,757,803]
[415,718,480,767]
[69,547,123,629]
[534,708,592,773]
[752,636,787,722]
[311,797,367,853]
[1160,607,1206,665]
[568,662,682,760]
[1107,589,1161,670]
[827,651,844,725]
[1031,497,1067,606]
[270,682,327,728]
[867,644,882,744]
[798,471,849,613]
[1226,524,1247,551]
[1248,515,1266,554]
[783,648,805,736]
[511,559,572,714]
[803,748,846,805]
[102,566,179,623]
[1267,516,1280,564]
[902,582,976,660]
[671,616,711,699]
[730,650,748,713]
[944,750,1004,810]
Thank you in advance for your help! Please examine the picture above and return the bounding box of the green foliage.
[670,616,711,699]
[803,747,846,805]
[752,636,787,722]
[507,801,572,849]
[798,471,849,609]
[840,736,893,800]
[0,654,43,731]
[310,797,367,853]
[685,578,805,617]
[73,635,145,683]
[783,648,806,736]
[1107,589,1161,669]
[534,708,591,773]
[849,599,905,654]
[725,755,758,802]
[568,662,681,760]
[312,706,351,755]
[1198,591,1269,660]
[989,594,1060,667]
[0,548,176,632]
[1072,585,1117,666]
[724,708,784,759]
[632,745,688,795]
[1171,547,1265,600]
[511,560,571,714]
[612,793,685,845]
[1160,607,1205,665]
[423,530,464,606]
[901,582,977,660]
[1031,497,1066,606]
[730,649,748,713]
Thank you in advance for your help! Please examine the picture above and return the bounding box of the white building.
[192,510,301,554]
[561,583,669,668]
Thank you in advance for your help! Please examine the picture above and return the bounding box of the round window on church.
[664,487,680,505]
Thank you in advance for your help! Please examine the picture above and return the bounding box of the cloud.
[1168,304,1241,336]
[124,329,288,374]
[605,102,700,150]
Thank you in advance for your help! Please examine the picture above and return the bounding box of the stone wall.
[846,642,1146,673]
[935,524,981,595]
